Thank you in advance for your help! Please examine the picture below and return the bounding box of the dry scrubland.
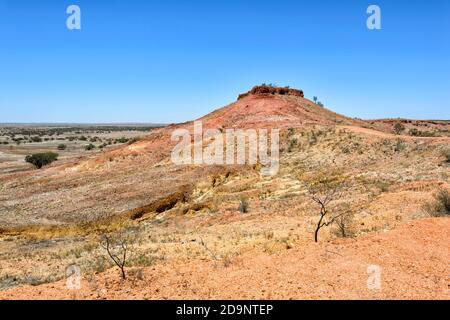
[0,87,449,299]
[0,125,160,174]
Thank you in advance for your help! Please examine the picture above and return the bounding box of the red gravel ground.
[2,218,448,300]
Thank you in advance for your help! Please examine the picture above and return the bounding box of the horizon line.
[1,118,449,126]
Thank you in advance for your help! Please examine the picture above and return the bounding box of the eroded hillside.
[0,86,449,299]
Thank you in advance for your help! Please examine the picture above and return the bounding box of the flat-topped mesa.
[238,85,304,100]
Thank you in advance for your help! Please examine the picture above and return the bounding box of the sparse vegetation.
[442,148,450,163]
[238,196,249,213]
[102,234,129,280]
[288,138,298,153]
[57,144,67,150]
[375,180,391,193]
[115,137,129,144]
[128,137,141,145]
[308,131,318,146]
[393,122,405,135]
[423,189,450,217]
[85,143,95,151]
[409,128,436,137]
[25,152,58,169]
[287,128,295,137]
[300,169,348,242]
[394,139,406,152]
[30,136,42,143]
[334,207,354,238]
[0,90,449,300]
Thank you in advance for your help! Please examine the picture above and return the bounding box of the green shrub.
[393,122,405,135]
[128,137,141,145]
[115,137,129,144]
[394,139,406,152]
[30,136,42,143]
[409,128,436,137]
[85,144,95,151]
[25,152,58,169]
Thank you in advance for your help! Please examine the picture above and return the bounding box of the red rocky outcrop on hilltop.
[238,85,304,100]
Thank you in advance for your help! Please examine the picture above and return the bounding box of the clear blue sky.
[0,0,449,123]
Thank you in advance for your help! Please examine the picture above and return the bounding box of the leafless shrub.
[199,237,219,260]
[128,268,145,282]
[300,168,349,242]
[101,234,129,280]
[334,205,355,238]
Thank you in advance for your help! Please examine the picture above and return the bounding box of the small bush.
[423,189,450,217]
[442,149,450,163]
[335,211,355,238]
[287,128,295,137]
[238,197,249,213]
[30,136,42,143]
[85,144,95,151]
[115,137,129,144]
[288,138,298,153]
[394,139,406,152]
[57,144,67,150]
[393,122,405,135]
[409,128,435,137]
[308,131,318,146]
[128,137,141,145]
[25,152,58,169]
[375,180,390,193]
